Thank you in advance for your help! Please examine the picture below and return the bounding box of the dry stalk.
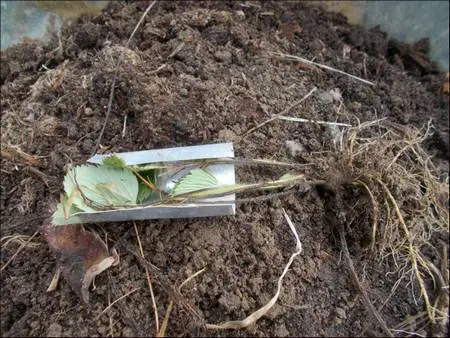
[1,144,44,167]
[241,86,317,139]
[267,51,376,86]
[133,221,160,334]
[97,287,141,320]
[157,267,206,337]
[1,231,39,271]
[1,234,40,249]
[107,272,114,338]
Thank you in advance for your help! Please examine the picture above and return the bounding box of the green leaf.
[63,165,139,212]
[102,154,128,169]
[52,201,84,225]
[171,168,218,197]
[136,170,157,203]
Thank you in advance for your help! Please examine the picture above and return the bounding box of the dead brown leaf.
[43,219,119,304]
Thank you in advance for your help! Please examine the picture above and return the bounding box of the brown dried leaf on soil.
[43,219,119,304]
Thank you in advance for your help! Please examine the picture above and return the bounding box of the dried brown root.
[353,180,378,252]
[157,268,206,337]
[1,144,44,167]
[97,287,141,320]
[332,118,449,332]
[241,86,317,139]
[1,231,39,271]
[1,234,40,249]
[374,177,434,323]
[25,166,50,188]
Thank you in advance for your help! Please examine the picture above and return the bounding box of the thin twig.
[276,115,352,127]
[1,144,44,167]
[157,268,206,337]
[241,86,317,139]
[1,231,39,271]
[168,42,185,58]
[25,167,50,188]
[1,234,40,248]
[150,64,167,74]
[107,272,114,338]
[353,180,378,252]
[156,301,173,338]
[122,114,127,138]
[179,268,206,291]
[96,287,141,320]
[268,51,376,86]
[133,170,160,192]
[134,221,160,334]
[93,1,157,155]
[391,329,426,337]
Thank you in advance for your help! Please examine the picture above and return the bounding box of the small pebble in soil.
[234,10,245,20]
[67,123,79,139]
[329,88,343,102]
[82,139,94,153]
[180,87,189,97]
[274,323,290,337]
[214,50,232,63]
[218,128,238,142]
[335,307,347,319]
[218,291,241,313]
[122,327,135,337]
[84,107,94,116]
[285,140,305,157]
[29,321,39,329]
[46,323,63,337]
[318,90,334,105]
